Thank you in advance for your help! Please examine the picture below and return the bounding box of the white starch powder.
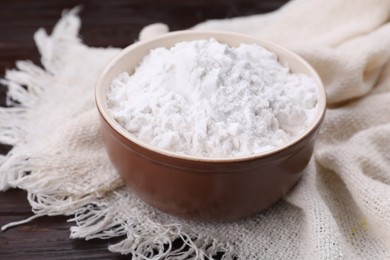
[107,39,318,158]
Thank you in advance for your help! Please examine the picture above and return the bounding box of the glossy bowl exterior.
[95,30,326,221]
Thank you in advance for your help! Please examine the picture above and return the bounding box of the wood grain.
[0,0,288,258]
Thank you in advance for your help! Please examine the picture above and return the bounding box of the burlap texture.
[1,0,390,258]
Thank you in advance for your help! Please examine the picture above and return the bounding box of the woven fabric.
[1,0,390,258]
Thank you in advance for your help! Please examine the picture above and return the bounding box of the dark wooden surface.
[0,0,288,258]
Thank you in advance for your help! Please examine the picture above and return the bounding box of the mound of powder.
[107,39,318,158]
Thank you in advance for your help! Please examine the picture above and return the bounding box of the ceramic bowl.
[95,30,326,221]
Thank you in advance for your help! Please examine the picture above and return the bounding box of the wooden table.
[0,1,288,258]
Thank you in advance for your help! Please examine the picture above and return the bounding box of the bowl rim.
[95,30,326,163]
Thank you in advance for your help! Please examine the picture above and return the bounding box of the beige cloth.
[1,0,390,259]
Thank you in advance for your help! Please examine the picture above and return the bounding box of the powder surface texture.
[107,39,318,158]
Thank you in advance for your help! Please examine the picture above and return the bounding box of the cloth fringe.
[69,191,235,259]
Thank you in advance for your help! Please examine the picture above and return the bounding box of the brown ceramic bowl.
[95,30,326,221]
